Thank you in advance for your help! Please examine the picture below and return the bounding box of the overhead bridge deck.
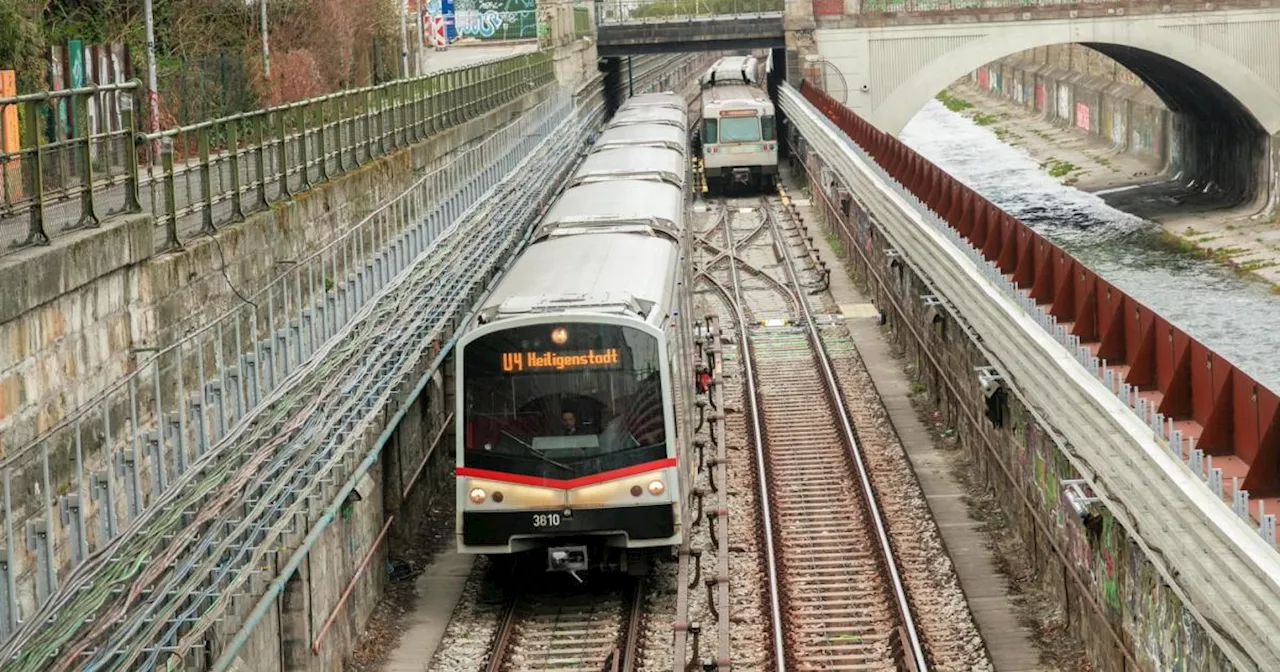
[779,82,1280,671]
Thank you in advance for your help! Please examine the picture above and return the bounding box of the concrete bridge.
[594,0,1280,209]
[797,2,1280,210]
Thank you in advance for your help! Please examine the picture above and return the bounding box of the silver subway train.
[698,55,779,193]
[455,92,695,578]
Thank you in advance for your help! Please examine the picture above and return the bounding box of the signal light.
[648,480,665,496]
[469,488,486,504]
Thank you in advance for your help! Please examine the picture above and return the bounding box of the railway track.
[695,195,928,671]
[486,578,645,672]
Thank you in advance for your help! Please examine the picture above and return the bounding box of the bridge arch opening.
[861,26,1280,213]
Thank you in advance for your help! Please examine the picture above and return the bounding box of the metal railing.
[0,56,558,643]
[853,0,1216,11]
[0,82,142,253]
[0,51,555,259]
[0,89,591,668]
[595,0,783,23]
[575,5,594,36]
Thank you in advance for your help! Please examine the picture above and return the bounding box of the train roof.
[593,124,687,154]
[701,55,760,87]
[608,106,687,129]
[569,147,686,188]
[477,234,680,324]
[702,84,771,108]
[621,92,685,111]
[535,180,684,240]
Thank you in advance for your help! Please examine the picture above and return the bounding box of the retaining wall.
[967,46,1171,169]
[793,147,1232,671]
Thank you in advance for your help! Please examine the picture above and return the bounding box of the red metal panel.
[1233,376,1262,464]
[813,0,843,17]
[797,80,1280,500]
[1152,316,1176,391]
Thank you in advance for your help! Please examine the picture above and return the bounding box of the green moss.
[971,112,998,126]
[1039,158,1078,179]
[935,90,973,113]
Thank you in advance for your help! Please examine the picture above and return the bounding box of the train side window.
[703,119,718,144]
[761,115,776,141]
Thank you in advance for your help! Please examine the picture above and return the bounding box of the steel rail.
[718,201,788,672]
[779,83,1280,670]
[793,151,1141,670]
[763,194,928,670]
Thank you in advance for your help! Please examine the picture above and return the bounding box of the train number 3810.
[532,513,563,528]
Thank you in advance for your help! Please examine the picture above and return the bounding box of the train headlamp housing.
[469,488,487,504]
[648,480,666,496]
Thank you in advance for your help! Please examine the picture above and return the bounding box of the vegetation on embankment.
[1,0,401,123]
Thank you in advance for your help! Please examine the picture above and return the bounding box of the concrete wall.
[966,46,1172,171]
[0,71,570,635]
[795,148,1234,671]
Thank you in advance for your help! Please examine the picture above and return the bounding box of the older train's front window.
[718,116,761,143]
[463,323,668,480]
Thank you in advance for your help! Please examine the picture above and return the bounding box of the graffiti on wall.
[454,0,537,39]
[1074,102,1090,131]
[1055,83,1071,122]
[1034,82,1045,112]
[1108,102,1126,148]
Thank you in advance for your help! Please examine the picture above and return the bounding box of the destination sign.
[501,348,621,373]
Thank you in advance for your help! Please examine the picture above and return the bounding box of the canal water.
[900,99,1280,390]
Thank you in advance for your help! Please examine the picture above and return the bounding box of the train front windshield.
[463,323,668,480]
[704,115,776,144]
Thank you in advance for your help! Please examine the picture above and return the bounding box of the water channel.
[900,99,1280,391]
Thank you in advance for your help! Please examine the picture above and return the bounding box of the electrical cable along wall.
[0,88,605,672]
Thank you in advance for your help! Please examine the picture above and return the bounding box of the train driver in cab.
[560,411,580,436]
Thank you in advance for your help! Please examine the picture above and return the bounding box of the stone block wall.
[0,77,564,635]
[966,45,1171,169]
[795,147,1234,671]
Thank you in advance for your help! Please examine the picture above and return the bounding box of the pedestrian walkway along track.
[0,94,605,672]
[485,576,644,672]
[777,82,1280,670]
[692,194,989,671]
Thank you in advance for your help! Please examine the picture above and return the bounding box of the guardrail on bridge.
[595,0,783,23]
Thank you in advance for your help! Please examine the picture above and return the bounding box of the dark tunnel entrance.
[1080,43,1270,214]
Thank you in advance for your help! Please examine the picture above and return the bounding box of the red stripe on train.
[455,457,678,490]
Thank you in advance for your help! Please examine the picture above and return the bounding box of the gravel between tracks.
[779,193,992,670]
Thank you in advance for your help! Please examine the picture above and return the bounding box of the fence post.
[297,104,312,191]
[336,93,350,174]
[227,119,246,222]
[255,113,271,208]
[198,126,216,233]
[429,75,441,134]
[161,137,181,250]
[120,91,142,213]
[22,99,49,245]
[316,99,330,182]
[76,89,101,228]
[277,109,293,199]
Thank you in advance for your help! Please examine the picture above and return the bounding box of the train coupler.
[548,545,588,583]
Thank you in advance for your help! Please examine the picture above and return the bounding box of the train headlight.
[492,491,504,503]
[648,480,666,496]
[469,488,487,504]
